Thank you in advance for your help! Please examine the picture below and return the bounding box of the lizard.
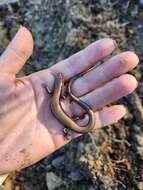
[49,72,96,137]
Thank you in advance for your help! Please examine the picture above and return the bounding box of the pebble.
[140,0,143,6]
[137,182,143,190]
[51,156,65,169]
[0,185,4,190]
[46,172,63,190]
[68,170,84,181]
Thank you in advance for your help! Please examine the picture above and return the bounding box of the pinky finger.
[76,105,126,129]
[63,105,126,143]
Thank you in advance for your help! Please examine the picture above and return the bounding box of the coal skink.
[50,73,96,134]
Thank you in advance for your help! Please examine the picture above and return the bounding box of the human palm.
[0,27,139,175]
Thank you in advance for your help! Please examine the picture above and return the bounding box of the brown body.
[50,73,96,133]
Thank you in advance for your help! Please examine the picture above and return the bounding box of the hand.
[0,26,138,175]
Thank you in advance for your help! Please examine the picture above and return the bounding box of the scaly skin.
[51,73,96,133]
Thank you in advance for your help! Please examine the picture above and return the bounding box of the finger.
[50,38,116,80]
[29,38,116,90]
[72,51,139,96]
[61,105,126,143]
[70,74,137,116]
[96,105,126,127]
[78,105,126,128]
[0,26,33,75]
[32,38,116,87]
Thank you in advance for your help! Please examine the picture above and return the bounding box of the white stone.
[0,174,8,185]
[46,172,63,190]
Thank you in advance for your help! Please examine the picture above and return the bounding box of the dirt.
[0,0,143,189]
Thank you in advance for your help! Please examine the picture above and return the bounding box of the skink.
[50,73,96,134]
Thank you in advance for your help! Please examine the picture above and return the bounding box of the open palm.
[0,27,138,175]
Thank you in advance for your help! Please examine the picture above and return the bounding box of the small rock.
[68,170,84,181]
[15,186,21,190]
[51,156,65,169]
[89,186,97,190]
[137,182,143,190]
[0,175,8,185]
[46,164,52,171]
[46,172,63,190]
[140,0,143,6]
[0,185,4,190]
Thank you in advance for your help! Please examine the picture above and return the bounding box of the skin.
[0,26,139,176]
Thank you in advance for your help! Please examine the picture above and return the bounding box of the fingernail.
[16,25,24,35]
[10,26,25,43]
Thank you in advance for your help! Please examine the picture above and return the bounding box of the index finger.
[50,38,116,80]
[29,38,116,91]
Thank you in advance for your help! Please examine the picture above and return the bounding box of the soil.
[0,0,143,189]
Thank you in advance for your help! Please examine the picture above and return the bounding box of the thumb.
[0,26,33,75]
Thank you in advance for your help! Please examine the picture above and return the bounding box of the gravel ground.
[0,0,143,189]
